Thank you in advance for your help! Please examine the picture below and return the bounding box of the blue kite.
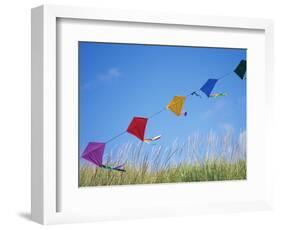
[200,79,218,97]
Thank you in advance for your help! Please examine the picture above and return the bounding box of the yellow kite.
[166,96,187,116]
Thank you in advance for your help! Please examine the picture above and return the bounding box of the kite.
[144,135,161,143]
[191,91,202,98]
[234,60,247,80]
[126,116,161,143]
[166,96,187,116]
[209,93,227,97]
[82,142,126,172]
[127,117,148,141]
[200,79,218,97]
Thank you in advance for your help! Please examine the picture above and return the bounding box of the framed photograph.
[31,5,274,225]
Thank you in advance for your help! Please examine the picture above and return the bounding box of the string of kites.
[82,59,247,172]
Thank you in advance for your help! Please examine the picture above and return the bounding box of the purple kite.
[82,142,126,172]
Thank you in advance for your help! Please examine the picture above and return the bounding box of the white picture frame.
[31,5,274,225]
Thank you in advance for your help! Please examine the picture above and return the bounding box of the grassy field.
[79,130,246,187]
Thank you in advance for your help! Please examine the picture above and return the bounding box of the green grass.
[79,130,246,187]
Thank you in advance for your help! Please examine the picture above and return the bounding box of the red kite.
[126,117,148,141]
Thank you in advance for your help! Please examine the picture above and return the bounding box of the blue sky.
[79,42,246,157]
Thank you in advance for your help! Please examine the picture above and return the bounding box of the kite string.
[105,131,127,144]
[218,71,232,80]
[148,107,167,119]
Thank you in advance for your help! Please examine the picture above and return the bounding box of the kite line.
[105,131,127,144]
[81,59,247,172]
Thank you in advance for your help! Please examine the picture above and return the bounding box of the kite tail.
[113,163,126,172]
[191,91,202,98]
[144,135,161,143]
[101,164,126,172]
[180,109,187,116]
[209,93,227,97]
[113,168,126,172]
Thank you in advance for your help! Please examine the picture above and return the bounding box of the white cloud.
[97,68,121,81]
[81,67,121,90]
